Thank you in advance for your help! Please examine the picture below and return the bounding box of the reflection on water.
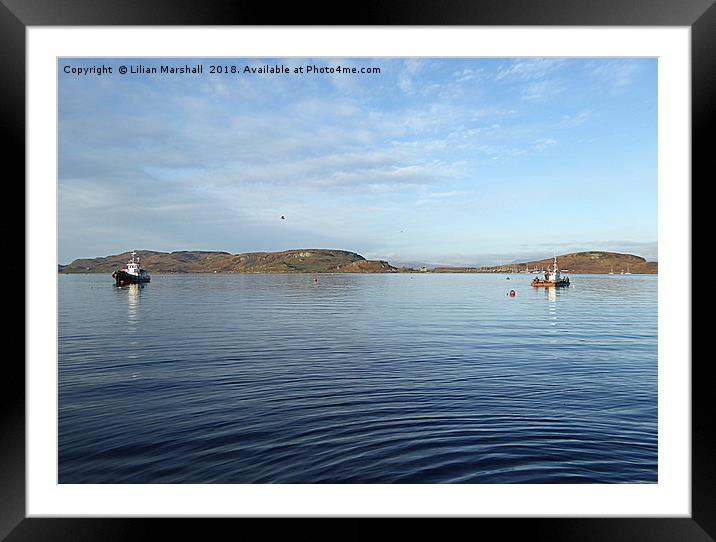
[116,283,145,323]
[535,285,560,328]
[548,286,557,303]
[115,283,146,357]
[59,273,657,484]
[127,284,142,322]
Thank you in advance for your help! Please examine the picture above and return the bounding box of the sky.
[58,57,657,266]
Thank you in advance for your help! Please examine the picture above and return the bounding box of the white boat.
[531,257,570,288]
[112,251,151,286]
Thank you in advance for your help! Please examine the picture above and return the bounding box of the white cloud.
[560,110,593,127]
[495,58,563,81]
[453,68,483,83]
[397,58,427,95]
[533,137,557,150]
[521,80,565,102]
[588,60,641,94]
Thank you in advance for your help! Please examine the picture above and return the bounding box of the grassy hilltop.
[59,249,657,275]
[520,251,657,274]
[59,249,398,274]
[433,251,657,274]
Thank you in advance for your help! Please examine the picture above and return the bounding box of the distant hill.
[326,260,398,273]
[60,249,399,274]
[521,251,657,274]
[59,249,655,275]
[434,251,657,274]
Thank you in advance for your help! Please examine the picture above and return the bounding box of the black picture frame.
[6,1,705,540]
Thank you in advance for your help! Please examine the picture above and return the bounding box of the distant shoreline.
[58,248,657,275]
[59,271,658,276]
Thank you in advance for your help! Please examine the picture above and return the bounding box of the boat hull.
[112,270,150,286]
[531,280,569,288]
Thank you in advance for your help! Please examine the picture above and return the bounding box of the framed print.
[7,0,707,540]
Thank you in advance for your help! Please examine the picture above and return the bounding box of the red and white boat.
[531,257,570,288]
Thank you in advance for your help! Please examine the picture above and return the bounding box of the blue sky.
[59,57,657,266]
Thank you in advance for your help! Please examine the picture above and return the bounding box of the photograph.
[57,56,659,484]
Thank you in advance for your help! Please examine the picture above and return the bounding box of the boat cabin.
[126,251,141,276]
[544,258,560,282]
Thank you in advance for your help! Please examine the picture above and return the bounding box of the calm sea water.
[58,273,657,483]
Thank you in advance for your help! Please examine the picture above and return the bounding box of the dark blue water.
[58,273,657,483]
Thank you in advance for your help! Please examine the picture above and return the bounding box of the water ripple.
[59,273,657,483]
